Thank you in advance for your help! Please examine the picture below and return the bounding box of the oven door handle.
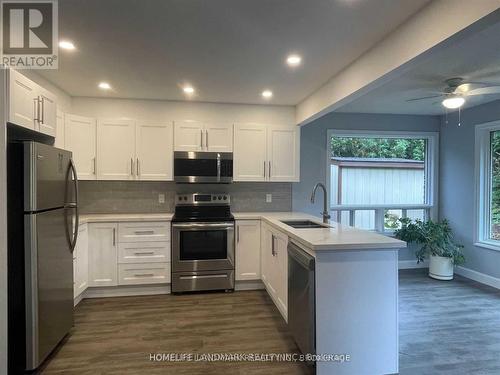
[172,222,234,229]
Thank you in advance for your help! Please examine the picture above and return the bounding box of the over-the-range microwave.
[173,151,233,183]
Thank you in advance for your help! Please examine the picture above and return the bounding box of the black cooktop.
[172,205,234,223]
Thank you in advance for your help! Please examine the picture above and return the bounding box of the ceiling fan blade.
[406,94,444,102]
[466,86,500,96]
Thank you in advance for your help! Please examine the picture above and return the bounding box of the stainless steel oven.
[174,151,233,183]
[171,194,235,292]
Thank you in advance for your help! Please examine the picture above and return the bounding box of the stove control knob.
[223,195,227,200]
[218,196,222,200]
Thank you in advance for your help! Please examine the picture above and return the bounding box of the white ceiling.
[37,0,431,105]
[338,18,500,115]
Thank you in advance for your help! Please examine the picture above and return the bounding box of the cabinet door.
[235,220,261,281]
[65,114,96,180]
[88,223,118,287]
[54,110,65,149]
[97,119,136,180]
[233,123,267,181]
[37,88,57,137]
[75,224,88,296]
[205,123,233,152]
[268,126,300,182]
[174,120,204,151]
[274,232,288,319]
[8,69,38,130]
[136,122,173,180]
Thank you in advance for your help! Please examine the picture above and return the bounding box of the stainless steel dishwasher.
[288,241,316,356]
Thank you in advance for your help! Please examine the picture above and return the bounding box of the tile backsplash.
[79,181,292,214]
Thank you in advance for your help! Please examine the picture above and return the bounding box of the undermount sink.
[280,220,327,229]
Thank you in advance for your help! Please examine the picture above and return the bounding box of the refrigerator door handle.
[68,158,79,252]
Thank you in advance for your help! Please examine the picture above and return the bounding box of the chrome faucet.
[310,182,331,224]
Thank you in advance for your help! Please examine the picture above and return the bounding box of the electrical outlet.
[158,193,165,204]
[266,194,272,203]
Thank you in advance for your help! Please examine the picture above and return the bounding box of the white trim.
[73,293,84,307]
[234,280,265,291]
[455,266,500,290]
[474,120,500,247]
[326,129,439,227]
[82,284,171,299]
[398,260,428,269]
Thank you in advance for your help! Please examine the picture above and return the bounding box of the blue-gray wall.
[440,99,500,279]
[292,112,441,261]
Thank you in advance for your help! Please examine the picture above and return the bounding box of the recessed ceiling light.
[183,86,195,95]
[262,90,273,99]
[442,96,465,109]
[59,40,76,50]
[98,82,111,90]
[286,54,302,67]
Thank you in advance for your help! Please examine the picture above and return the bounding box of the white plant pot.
[428,255,454,280]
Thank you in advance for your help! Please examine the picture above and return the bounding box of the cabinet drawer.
[118,262,171,285]
[118,222,170,243]
[118,241,170,263]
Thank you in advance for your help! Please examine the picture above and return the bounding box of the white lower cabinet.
[118,263,171,285]
[73,224,89,297]
[88,223,118,287]
[235,220,261,281]
[260,222,288,321]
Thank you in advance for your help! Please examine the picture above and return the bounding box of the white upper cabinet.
[205,123,233,152]
[174,120,204,151]
[234,123,299,182]
[233,123,267,181]
[136,122,173,180]
[54,110,65,149]
[268,126,300,182]
[7,69,58,136]
[64,114,97,180]
[174,120,233,152]
[37,87,57,137]
[8,69,38,130]
[97,119,136,180]
[235,220,261,281]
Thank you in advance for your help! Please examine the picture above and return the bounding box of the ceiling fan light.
[442,96,465,109]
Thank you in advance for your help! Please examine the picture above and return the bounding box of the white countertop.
[79,213,173,224]
[79,211,405,252]
[234,212,406,252]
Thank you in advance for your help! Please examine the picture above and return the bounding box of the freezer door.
[25,208,74,370]
[24,142,72,212]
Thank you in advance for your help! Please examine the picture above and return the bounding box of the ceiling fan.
[406,77,500,109]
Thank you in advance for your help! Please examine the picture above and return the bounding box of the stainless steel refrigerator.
[8,141,79,373]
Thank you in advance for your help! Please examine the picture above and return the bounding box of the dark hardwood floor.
[40,270,500,374]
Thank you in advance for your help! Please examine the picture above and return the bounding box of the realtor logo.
[1,0,58,69]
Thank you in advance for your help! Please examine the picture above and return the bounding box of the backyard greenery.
[331,137,425,161]
[491,131,500,239]
[394,218,465,265]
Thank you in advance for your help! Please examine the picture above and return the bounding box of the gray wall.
[440,99,500,279]
[292,112,441,261]
[79,181,292,214]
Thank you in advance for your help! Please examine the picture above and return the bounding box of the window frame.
[326,129,439,232]
[475,120,500,251]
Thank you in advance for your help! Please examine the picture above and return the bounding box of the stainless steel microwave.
[174,151,233,183]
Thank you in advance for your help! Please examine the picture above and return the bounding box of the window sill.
[474,241,500,252]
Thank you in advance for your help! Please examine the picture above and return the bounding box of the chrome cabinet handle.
[134,273,154,277]
[237,225,240,243]
[33,98,40,123]
[134,230,155,235]
[133,251,155,255]
[93,157,96,175]
[268,161,271,179]
[263,161,266,178]
[40,96,45,124]
[271,234,275,256]
[206,130,208,149]
[130,158,134,176]
[137,158,140,176]
[200,129,203,149]
[113,228,116,246]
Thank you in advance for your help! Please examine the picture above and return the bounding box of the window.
[475,121,500,250]
[327,130,438,233]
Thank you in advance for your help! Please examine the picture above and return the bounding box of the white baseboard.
[235,280,265,291]
[73,280,265,304]
[455,266,500,290]
[398,260,428,269]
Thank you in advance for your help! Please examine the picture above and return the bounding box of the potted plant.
[394,218,465,280]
